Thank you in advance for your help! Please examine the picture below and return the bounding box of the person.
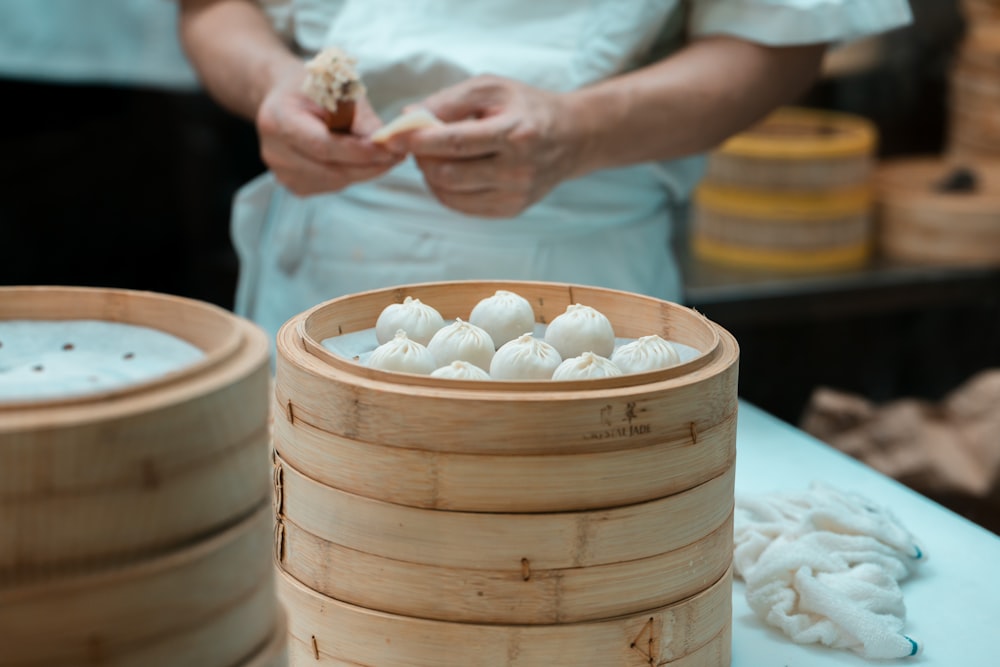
[177,0,912,342]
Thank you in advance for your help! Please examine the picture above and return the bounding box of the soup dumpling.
[490,334,562,380]
[375,296,445,346]
[611,334,681,374]
[544,304,615,359]
[552,352,622,381]
[367,329,437,374]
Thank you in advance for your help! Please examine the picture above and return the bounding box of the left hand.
[386,75,582,218]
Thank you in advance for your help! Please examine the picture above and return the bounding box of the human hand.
[256,65,403,197]
[386,75,583,218]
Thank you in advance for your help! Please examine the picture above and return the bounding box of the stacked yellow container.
[692,106,878,272]
[273,280,740,666]
[0,287,285,667]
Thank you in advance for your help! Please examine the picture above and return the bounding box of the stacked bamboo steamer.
[692,106,878,272]
[273,280,739,666]
[876,159,1000,265]
[951,2,1000,159]
[0,286,286,667]
[873,2,1000,266]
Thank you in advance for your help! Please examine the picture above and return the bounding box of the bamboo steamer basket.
[276,454,733,624]
[273,405,735,513]
[274,280,738,458]
[949,25,1000,160]
[274,280,737,665]
[0,505,277,667]
[243,613,290,667]
[693,107,877,272]
[278,565,732,667]
[877,157,1000,265]
[0,286,271,579]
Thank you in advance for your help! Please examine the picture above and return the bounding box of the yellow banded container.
[692,106,878,272]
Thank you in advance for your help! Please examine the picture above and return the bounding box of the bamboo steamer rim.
[242,613,289,667]
[0,503,268,603]
[877,156,1000,210]
[275,453,735,570]
[716,106,877,160]
[285,626,731,667]
[695,183,873,220]
[0,286,268,430]
[287,279,730,395]
[271,402,736,512]
[0,505,276,665]
[277,511,734,624]
[278,564,732,667]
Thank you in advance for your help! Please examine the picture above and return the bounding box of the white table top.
[733,401,1000,667]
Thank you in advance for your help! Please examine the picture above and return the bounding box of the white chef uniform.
[235,0,912,343]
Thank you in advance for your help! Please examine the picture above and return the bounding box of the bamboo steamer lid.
[877,157,1000,265]
[0,505,277,667]
[0,287,271,579]
[277,565,732,667]
[693,107,876,272]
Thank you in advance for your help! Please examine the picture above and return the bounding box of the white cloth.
[733,483,926,660]
[0,0,198,89]
[234,0,912,342]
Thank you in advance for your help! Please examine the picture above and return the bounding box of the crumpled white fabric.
[734,483,926,660]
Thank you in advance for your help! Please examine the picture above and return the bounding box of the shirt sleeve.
[689,0,914,46]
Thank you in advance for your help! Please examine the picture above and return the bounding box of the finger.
[281,104,401,166]
[417,75,505,123]
[404,114,516,158]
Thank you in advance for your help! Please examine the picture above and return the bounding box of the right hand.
[256,65,403,197]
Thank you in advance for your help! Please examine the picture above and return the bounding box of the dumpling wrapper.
[370,108,443,144]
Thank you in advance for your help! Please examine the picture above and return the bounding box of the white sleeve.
[689,0,913,46]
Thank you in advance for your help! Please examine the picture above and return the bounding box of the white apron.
[233,0,912,342]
